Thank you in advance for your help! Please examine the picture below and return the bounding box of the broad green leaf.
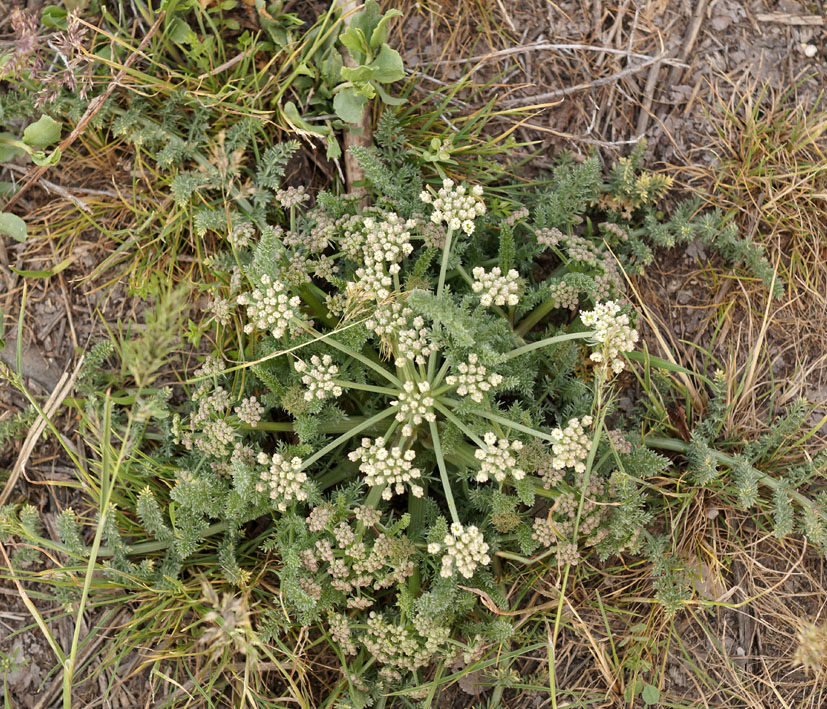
[369,9,402,50]
[326,134,342,160]
[339,26,369,61]
[167,17,195,45]
[340,64,377,83]
[282,102,328,137]
[23,115,61,148]
[350,0,382,40]
[0,182,16,196]
[370,43,404,83]
[333,88,368,124]
[40,6,68,29]
[0,133,25,162]
[641,685,660,706]
[0,212,27,242]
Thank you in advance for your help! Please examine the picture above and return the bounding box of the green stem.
[301,408,396,470]
[503,331,591,362]
[444,402,554,443]
[334,380,397,396]
[432,402,486,448]
[436,228,454,299]
[428,420,460,525]
[513,271,568,337]
[644,436,827,523]
[323,336,402,387]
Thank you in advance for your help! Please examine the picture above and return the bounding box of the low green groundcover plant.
[2,115,819,705]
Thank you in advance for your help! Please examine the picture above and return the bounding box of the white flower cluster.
[348,437,424,499]
[255,451,308,511]
[350,214,415,301]
[362,214,415,265]
[550,416,593,473]
[365,301,437,366]
[294,354,343,402]
[446,354,502,403]
[474,432,525,483]
[471,266,521,307]
[391,381,436,436]
[419,179,486,235]
[237,274,301,338]
[580,300,639,375]
[235,396,264,426]
[429,523,491,579]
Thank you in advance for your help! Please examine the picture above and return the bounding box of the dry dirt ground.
[2,0,827,706]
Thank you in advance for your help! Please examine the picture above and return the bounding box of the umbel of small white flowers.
[237,274,302,338]
[445,354,503,403]
[419,178,486,235]
[348,437,425,500]
[254,451,307,511]
[294,354,343,402]
[474,432,525,483]
[471,266,521,307]
[549,416,593,474]
[580,301,639,375]
[391,381,436,437]
[429,523,491,579]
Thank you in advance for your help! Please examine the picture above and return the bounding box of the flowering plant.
[120,123,668,695]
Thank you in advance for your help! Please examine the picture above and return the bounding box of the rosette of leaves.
[332,1,405,124]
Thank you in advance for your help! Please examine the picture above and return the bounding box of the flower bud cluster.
[275,185,309,208]
[420,179,486,235]
[197,419,235,457]
[580,300,639,375]
[535,226,562,248]
[302,519,415,608]
[363,613,451,682]
[471,266,521,307]
[550,416,593,473]
[235,396,264,427]
[474,432,524,483]
[391,381,436,435]
[229,221,254,249]
[547,281,578,311]
[366,301,437,366]
[348,437,424,500]
[254,451,307,511]
[446,354,502,402]
[532,517,556,546]
[237,274,302,338]
[329,613,357,656]
[294,354,343,402]
[429,523,491,578]
[208,296,232,326]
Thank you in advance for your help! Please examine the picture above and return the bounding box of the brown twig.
[2,12,165,213]
[335,0,371,198]
[666,0,709,87]
[500,52,668,108]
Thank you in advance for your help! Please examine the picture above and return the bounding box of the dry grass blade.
[0,356,85,506]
